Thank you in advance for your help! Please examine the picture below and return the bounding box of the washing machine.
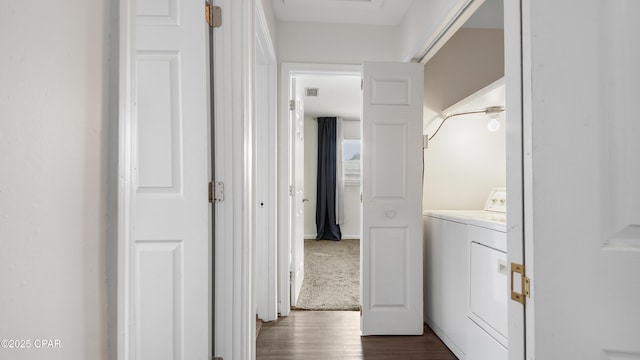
[424,188,508,360]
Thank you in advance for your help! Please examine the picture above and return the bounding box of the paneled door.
[361,62,424,335]
[134,0,209,358]
[524,1,640,358]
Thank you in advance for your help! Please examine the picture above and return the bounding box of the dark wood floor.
[256,311,458,360]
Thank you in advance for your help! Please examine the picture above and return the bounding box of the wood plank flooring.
[256,311,458,360]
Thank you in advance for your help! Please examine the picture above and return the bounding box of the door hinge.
[361,79,363,90]
[209,181,225,203]
[510,262,530,305]
[205,3,222,28]
[289,185,294,197]
[289,271,294,282]
[289,100,296,111]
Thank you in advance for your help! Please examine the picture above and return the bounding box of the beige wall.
[424,28,505,127]
[0,1,111,359]
[423,28,506,210]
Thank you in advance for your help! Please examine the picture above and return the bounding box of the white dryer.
[424,188,508,360]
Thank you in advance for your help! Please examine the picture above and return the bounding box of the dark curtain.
[316,117,342,240]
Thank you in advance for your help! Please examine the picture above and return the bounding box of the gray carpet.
[293,239,360,311]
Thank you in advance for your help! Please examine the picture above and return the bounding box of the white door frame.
[254,0,278,322]
[116,0,136,358]
[210,0,255,358]
[278,62,362,316]
[504,1,529,359]
[117,0,255,359]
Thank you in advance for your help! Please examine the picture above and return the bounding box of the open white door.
[361,61,424,335]
[133,0,209,358]
[290,78,306,306]
[522,1,640,358]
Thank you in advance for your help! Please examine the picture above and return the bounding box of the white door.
[290,78,306,306]
[134,0,209,358]
[523,1,640,358]
[361,62,424,335]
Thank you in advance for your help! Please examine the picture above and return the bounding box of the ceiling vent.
[305,88,319,97]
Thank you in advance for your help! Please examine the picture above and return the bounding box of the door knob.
[303,198,309,203]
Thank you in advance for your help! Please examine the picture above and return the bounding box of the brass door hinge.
[511,262,530,305]
[289,100,296,111]
[205,3,222,28]
[209,181,224,203]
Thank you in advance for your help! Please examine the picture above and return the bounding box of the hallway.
[256,311,457,359]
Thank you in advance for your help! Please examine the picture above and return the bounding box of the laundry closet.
[422,0,508,359]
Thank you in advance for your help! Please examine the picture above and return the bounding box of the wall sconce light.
[485,106,503,132]
[426,106,505,147]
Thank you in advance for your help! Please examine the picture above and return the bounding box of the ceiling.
[272,0,413,26]
[296,75,362,119]
[272,0,504,28]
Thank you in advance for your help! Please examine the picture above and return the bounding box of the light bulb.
[487,117,500,132]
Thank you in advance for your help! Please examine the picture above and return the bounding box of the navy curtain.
[316,117,342,240]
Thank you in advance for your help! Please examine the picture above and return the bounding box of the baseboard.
[256,315,263,337]
[425,318,464,359]
[304,235,360,240]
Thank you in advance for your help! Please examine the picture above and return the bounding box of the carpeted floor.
[293,239,360,311]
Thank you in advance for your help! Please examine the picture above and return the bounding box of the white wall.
[0,1,111,359]
[399,0,465,61]
[277,21,400,64]
[424,116,506,210]
[304,118,361,239]
[422,28,505,210]
[257,0,278,52]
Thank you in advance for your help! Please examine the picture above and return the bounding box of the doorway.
[292,74,362,311]
[278,64,363,316]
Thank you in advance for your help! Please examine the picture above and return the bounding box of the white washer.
[424,188,508,360]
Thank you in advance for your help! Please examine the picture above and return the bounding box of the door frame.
[278,62,362,316]
[116,0,135,358]
[254,0,278,322]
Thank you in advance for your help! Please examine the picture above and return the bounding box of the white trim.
[413,0,485,64]
[212,0,254,359]
[278,62,362,317]
[117,0,136,358]
[521,0,535,358]
[254,0,278,323]
[505,0,527,359]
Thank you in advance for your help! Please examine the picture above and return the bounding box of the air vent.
[305,88,319,97]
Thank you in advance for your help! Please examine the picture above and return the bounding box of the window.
[343,140,360,186]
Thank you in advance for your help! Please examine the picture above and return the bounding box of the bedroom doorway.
[278,64,362,315]
[293,74,362,311]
